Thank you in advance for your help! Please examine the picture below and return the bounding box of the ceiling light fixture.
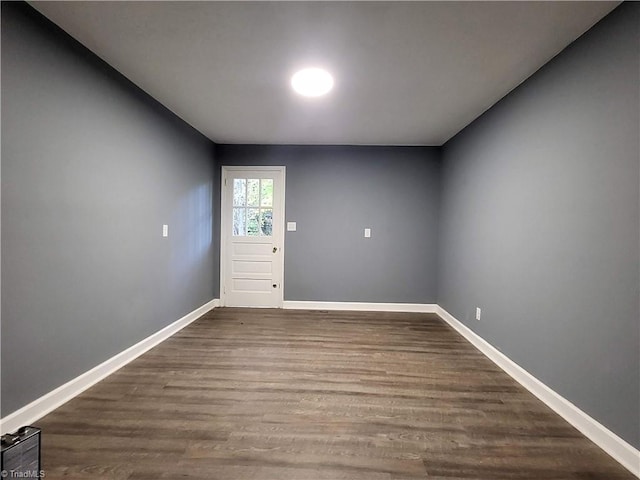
[291,68,334,97]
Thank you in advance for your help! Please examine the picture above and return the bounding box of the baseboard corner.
[0,298,219,435]
[435,305,640,478]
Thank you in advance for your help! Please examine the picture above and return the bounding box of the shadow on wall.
[190,182,213,259]
[171,181,213,276]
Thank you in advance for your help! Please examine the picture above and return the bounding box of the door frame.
[220,165,286,307]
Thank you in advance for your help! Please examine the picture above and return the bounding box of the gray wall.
[438,2,639,448]
[3,0,638,453]
[1,3,217,416]
[216,145,440,303]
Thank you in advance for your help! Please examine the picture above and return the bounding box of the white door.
[221,166,285,307]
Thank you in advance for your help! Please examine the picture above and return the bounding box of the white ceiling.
[30,1,619,146]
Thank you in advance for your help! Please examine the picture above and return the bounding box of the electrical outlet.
[475,307,481,321]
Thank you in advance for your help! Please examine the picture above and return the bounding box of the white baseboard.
[283,301,437,313]
[3,299,636,477]
[0,298,220,435]
[435,305,640,478]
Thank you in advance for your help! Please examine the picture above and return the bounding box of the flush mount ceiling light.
[291,68,334,97]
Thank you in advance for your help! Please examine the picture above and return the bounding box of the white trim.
[220,166,286,308]
[0,298,219,435]
[435,305,640,478]
[2,298,636,477]
[279,169,286,307]
[283,301,437,313]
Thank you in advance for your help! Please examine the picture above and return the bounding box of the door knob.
[273,247,278,253]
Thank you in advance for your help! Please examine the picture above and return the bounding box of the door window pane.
[233,208,245,236]
[247,179,260,207]
[260,209,273,236]
[233,179,246,207]
[247,208,260,236]
[261,179,273,207]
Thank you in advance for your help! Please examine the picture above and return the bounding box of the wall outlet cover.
[476,307,481,321]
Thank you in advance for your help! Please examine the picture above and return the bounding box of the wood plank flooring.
[36,308,635,479]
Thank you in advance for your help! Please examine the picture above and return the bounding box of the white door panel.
[221,167,285,308]
[232,260,272,275]
[232,242,273,256]
[232,278,272,292]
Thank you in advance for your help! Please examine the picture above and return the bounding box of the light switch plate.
[162,224,169,237]
[476,307,481,321]
[364,228,371,238]
[287,222,297,232]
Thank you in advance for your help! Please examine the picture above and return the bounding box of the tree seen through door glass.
[261,179,273,207]
[233,179,246,207]
[260,209,273,235]
[233,208,245,236]
[232,178,274,237]
[247,179,260,207]
[247,208,260,236]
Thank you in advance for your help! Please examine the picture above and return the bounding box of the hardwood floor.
[37,308,635,479]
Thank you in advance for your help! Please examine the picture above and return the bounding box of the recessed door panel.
[232,260,272,275]
[232,278,272,293]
